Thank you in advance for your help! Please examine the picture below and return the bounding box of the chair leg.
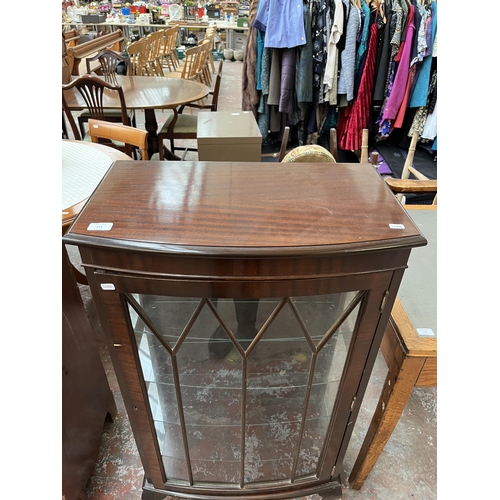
[62,111,68,139]
[278,126,290,162]
[329,128,338,162]
[158,135,165,161]
[78,116,87,140]
[360,129,369,163]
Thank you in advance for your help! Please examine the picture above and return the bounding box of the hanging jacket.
[296,2,313,103]
[409,1,437,108]
[242,0,260,114]
[279,48,296,114]
[382,4,415,121]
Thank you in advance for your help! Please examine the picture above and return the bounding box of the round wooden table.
[63,75,210,159]
[62,139,132,284]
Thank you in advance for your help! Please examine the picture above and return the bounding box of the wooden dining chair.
[384,131,437,205]
[178,59,223,113]
[62,74,130,150]
[144,30,166,76]
[88,119,149,159]
[278,127,338,162]
[85,49,130,82]
[157,60,223,160]
[277,127,378,165]
[280,144,337,163]
[127,38,150,76]
[78,50,136,138]
[204,27,217,75]
[161,25,179,72]
[199,37,215,86]
[164,43,205,82]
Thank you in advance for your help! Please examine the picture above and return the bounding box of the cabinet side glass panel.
[293,295,360,477]
[127,296,190,483]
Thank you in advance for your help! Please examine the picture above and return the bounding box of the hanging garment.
[408,69,436,137]
[337,19,379,151]
[261,45,271,96]
[253,0,306,48]
[279,48,297,114]
[392,0,424,128]
[323,0,344,104]
[312,0,329,88]
[242,0,260,113]
[338,0,361,104]
[393,63,416,128]
[257,45,271,139]
[372,4,394,102]
[406,1,430,101]
[268,48,281,106]
[409,1,436,107]
[355,0,371,74]
[257,93,269,137]
[384,0,404,87]
[381,4,415,121]
[421,99,437,141]
[296,1,314,103]
[317,0,336,104]
[256,30,264,91]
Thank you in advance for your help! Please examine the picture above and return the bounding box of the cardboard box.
[197,111,262,162]
[81,14,106,23]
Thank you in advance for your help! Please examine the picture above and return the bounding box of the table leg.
[144,109,182,160]
[143,108,159,158]
[348,342,426,490]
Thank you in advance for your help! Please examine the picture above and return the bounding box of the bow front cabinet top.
[63,161,427,500]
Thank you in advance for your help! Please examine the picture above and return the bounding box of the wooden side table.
[348,205,437,490]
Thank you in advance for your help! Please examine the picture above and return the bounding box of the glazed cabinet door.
[88,269,397,498]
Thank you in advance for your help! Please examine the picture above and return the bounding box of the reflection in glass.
[124,291,361,487]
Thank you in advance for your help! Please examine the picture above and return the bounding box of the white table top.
[62,140,131,210]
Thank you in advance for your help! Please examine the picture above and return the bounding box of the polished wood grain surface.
[63,75,209,110]
[66,161,426,255]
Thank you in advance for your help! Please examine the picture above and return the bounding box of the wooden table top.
[65,161,427,257]
[62,139,131,211]
[63,75,210,111]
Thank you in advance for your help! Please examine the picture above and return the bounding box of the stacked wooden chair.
[127,38,150,76]
[161,24,180,72]
[144,29,166,76]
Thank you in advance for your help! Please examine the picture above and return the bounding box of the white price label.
[100,283,116,290]
[87,223,113,231]
[389,224,405,230]
[417,328,435,337]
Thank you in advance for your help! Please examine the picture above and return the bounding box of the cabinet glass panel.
[125,291,363,487]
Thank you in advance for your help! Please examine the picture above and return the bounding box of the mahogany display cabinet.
[63,160,426,500]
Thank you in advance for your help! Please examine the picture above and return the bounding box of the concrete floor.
[69,60,437,500]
